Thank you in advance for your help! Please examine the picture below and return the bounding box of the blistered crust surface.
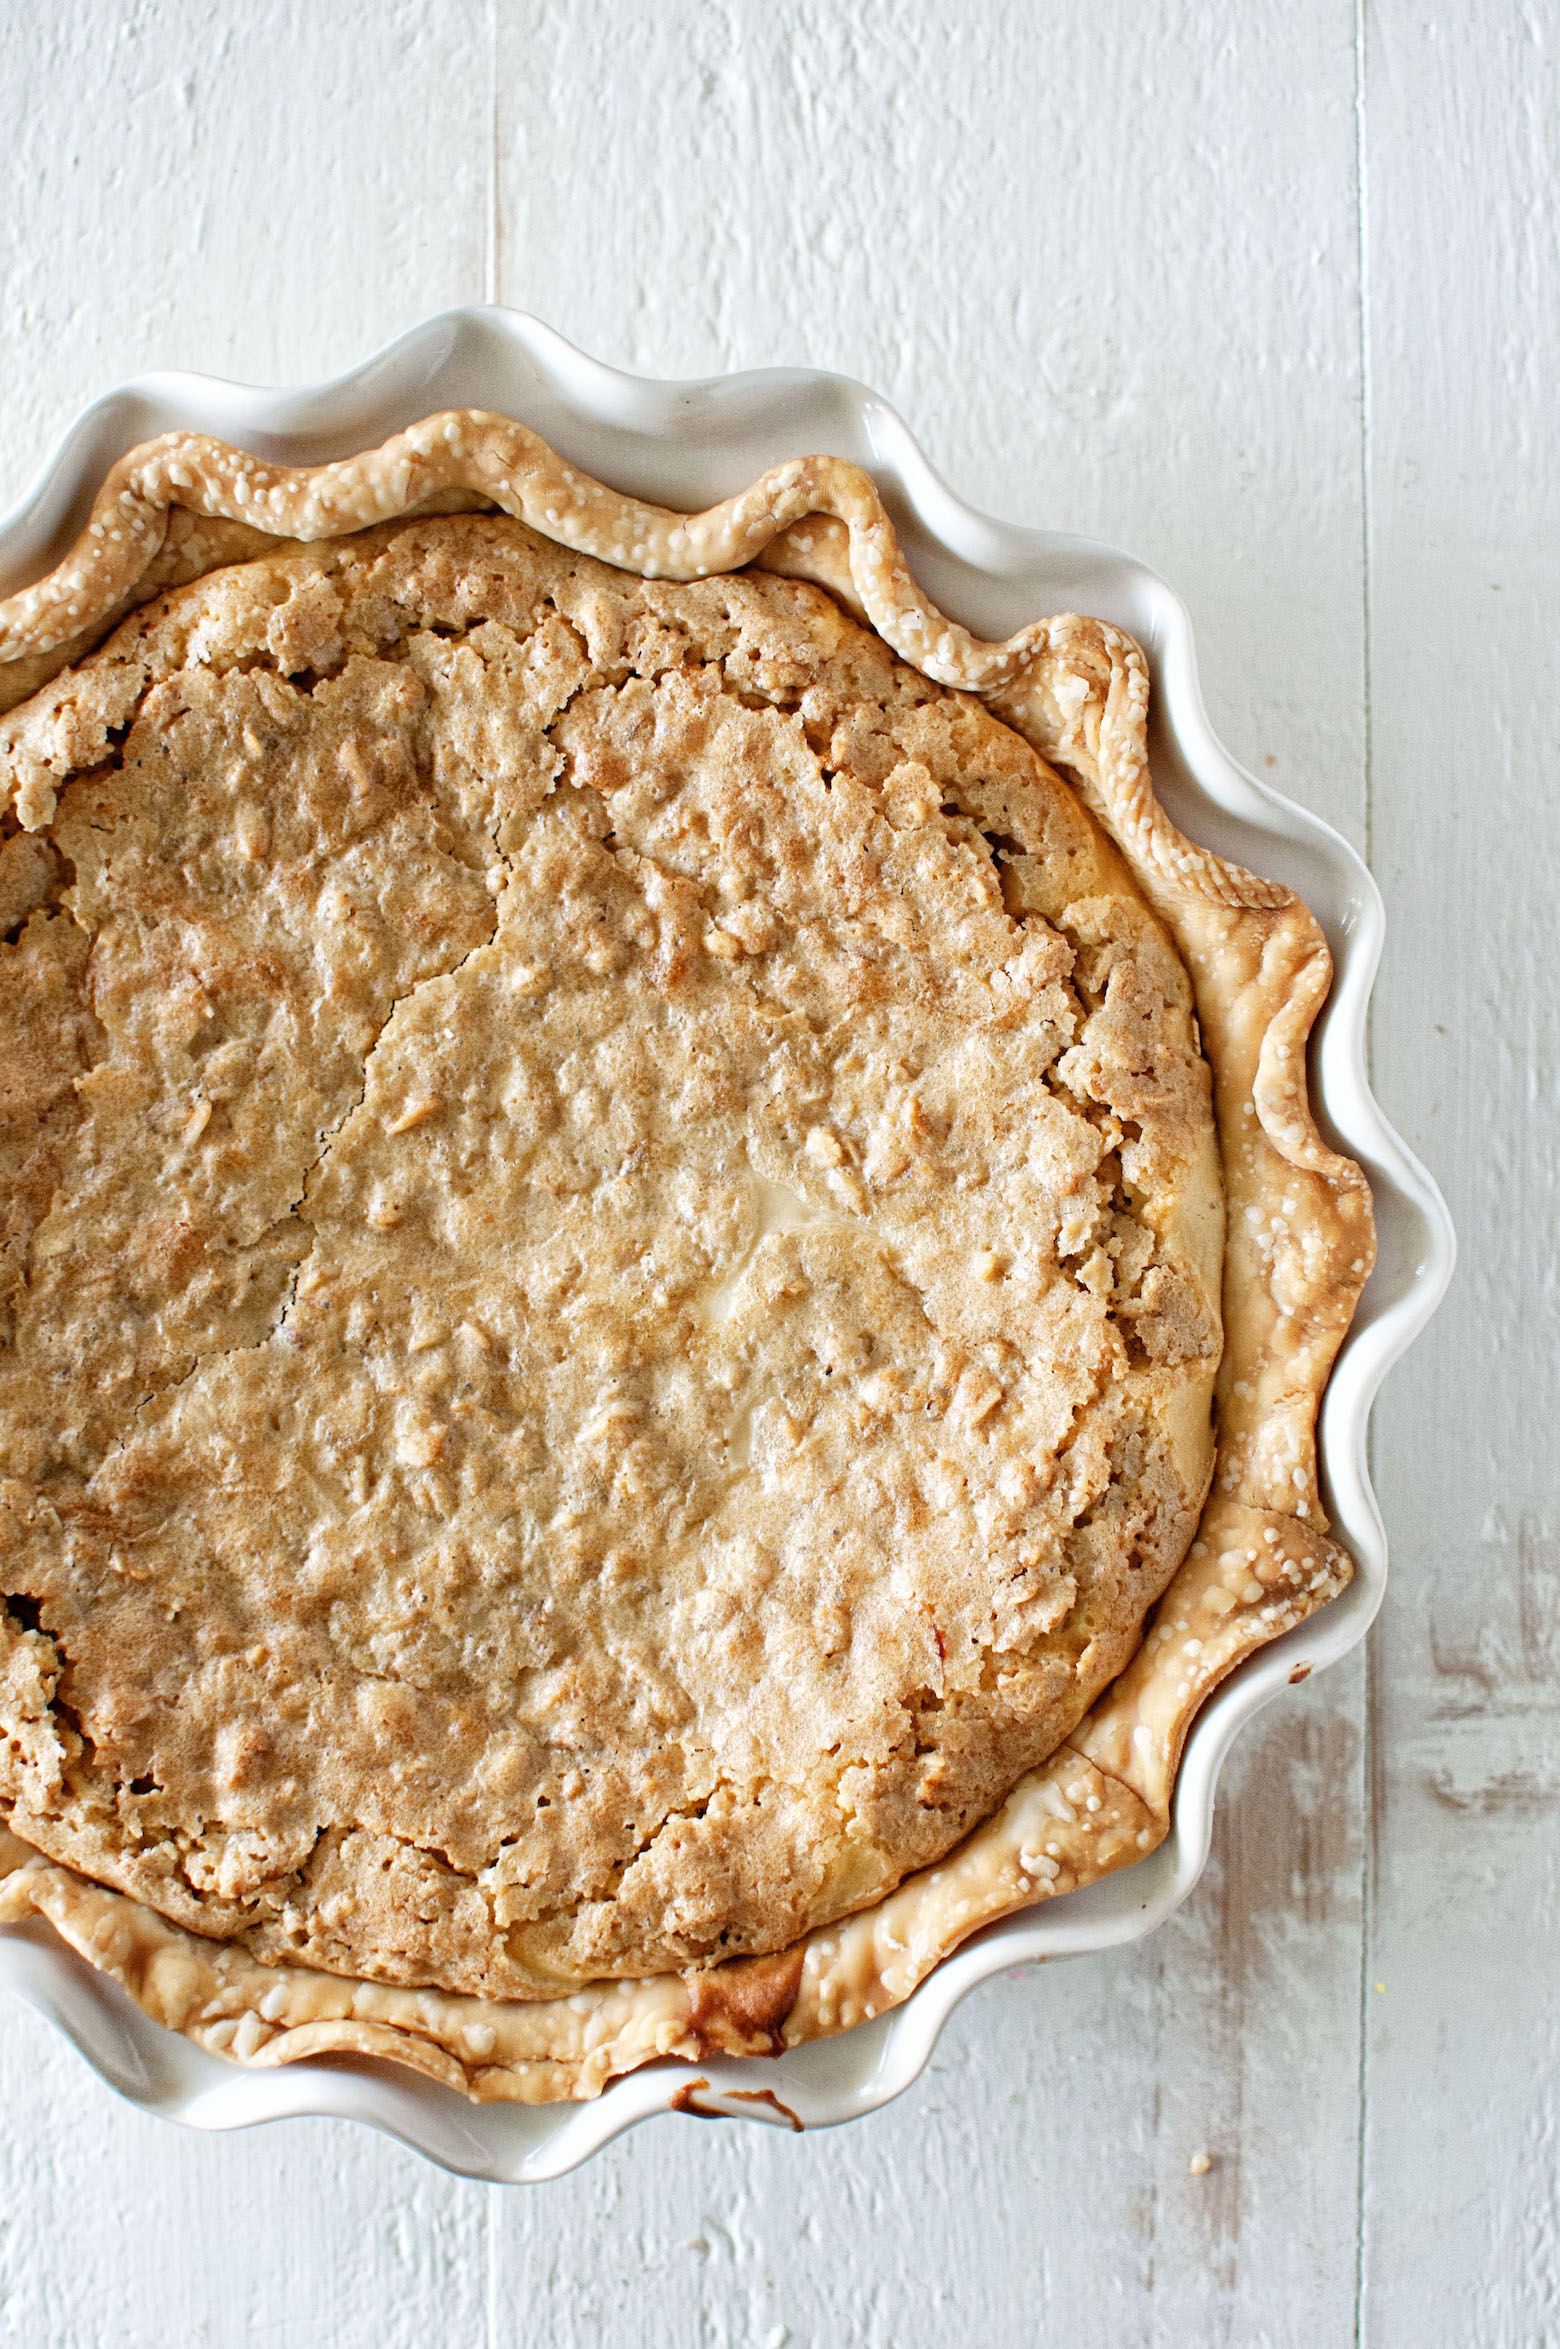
[0,418,1374,2108]
[0,516,1221,1999]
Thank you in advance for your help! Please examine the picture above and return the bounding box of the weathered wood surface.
[1361,6,1560,2344]
[0,2,1541,2341]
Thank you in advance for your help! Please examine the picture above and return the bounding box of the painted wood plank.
[0,2007,491,2349]
[1360,5,1560,2343]
[0,1,1392,2339]
[493,7,1370,2340]
[495,0,1369,848]
[0,0,492,519]
[0,6,496,2347]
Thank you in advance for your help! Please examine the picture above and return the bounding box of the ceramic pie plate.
[0,308,1452,2181]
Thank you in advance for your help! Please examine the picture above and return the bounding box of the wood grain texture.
[0,0,491,513]
[0,0,1535,2339]
[0,6,498,2339]
[1361,5,1560,2344]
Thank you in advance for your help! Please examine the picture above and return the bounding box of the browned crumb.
[0,515,1221,1998]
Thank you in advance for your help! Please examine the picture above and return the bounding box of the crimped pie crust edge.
[0,415,1375,2103]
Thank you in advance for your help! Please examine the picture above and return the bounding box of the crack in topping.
[0,514,1222,2000]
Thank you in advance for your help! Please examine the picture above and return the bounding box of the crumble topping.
[0,516,1221,1996]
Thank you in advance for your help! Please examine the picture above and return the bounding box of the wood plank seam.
[1354,6,1374,2340]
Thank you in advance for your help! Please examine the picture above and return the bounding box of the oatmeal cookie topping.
[0,516,1220,1996]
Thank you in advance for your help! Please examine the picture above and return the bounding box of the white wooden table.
[0,4,1552,2340]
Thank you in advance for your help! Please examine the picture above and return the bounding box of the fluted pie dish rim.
[0,310,1452,2178]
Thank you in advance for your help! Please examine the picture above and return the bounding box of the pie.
[0,415,1373,2101]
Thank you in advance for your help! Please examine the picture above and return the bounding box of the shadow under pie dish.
[0,408,1374,2105]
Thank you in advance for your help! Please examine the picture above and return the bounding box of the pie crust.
[0,414,1373,2102]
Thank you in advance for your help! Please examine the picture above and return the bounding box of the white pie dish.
[0,308,1453,2181]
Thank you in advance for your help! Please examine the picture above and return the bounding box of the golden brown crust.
[0,417,1373,2103]
[0,515,1220,1998]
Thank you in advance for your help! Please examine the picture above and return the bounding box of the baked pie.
[0,416,1373,2100]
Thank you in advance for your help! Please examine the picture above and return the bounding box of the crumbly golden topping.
[0,516,1220,1996]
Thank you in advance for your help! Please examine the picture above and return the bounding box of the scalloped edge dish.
[0,309,1452,2179]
